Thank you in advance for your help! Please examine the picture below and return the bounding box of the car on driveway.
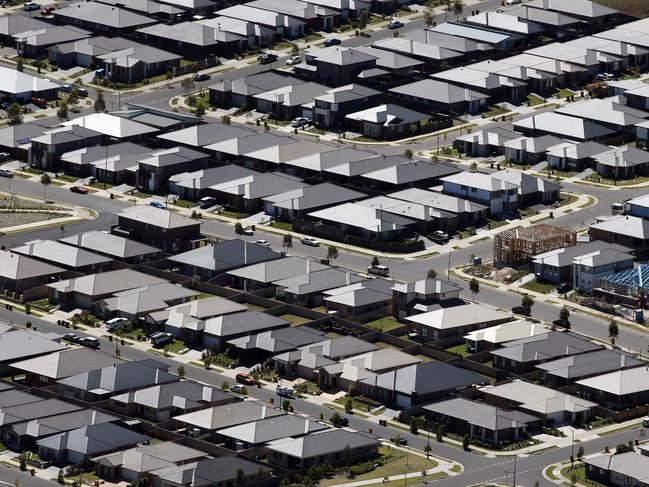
[258,53,278,64]
[69,186,88,194]
[253,239,270,247]
[324,38,341,47]
[300,236,320,246]
[149,200,166,209]
[643,417,649,428]
[23,2,40,11]
[31,97,47,109]
[276,386,295,398]
[230,385,245,394]
[0,169,13,178]
[105,317,128,332]
[194,73,211,82]
[286,55,301,65]
[388,19,403,29]
[291,117,310,128]
[0,152,11,162]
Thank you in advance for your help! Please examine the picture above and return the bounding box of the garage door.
[395,393,411,409]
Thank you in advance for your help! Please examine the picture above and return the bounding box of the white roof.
[464,320,549,345]
[576,367,649,395]
[62,113,157,139]
[513,112,615,140]
[590,215,649,240]
[308,202,414,232]
[405,302,510,330]
[0,65,59,94]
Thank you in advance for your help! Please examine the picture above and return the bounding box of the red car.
[31,97,47,109]
[235,373,256,386]
[69,186,88,194]
[40,6,54,14]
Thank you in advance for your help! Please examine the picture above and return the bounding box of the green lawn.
[279,314,312,326]
[333,395,381,414]
[88,181,115,189]
[483,104,509,118]
[554,88,575,99]
[270,220,293,231]
[524,94,545,106]
[220,210,250,219]
[521,280,556,294]
[23,166,44,175]
[165,339,187,353]
[558,193,579,207]
[56,174,80,183]
[195,292,215,300]
[445,343,471,357]
[365,316,403,332]
[559,464,606,487]
[174,199,196,208]
[29,299,55,311]
[318,447,438,487]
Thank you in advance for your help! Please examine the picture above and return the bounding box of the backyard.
[365,316,403,332]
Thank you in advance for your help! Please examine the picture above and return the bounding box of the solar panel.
[16,137,32,145]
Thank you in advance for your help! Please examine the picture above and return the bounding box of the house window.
[461,185,467,190]
[470,187,477,193]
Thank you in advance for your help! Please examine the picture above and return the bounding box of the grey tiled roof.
[490,331,603,363]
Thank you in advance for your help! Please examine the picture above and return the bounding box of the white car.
[253,239,270,247]
[230,385,245,394]
[291,117,310,128]
[300,236,320,246]
[242,226,254,236]
[286,55,301,65]
[105,317,128,331]
[388,19,403,29]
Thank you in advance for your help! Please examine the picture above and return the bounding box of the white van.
[368,265,389,277]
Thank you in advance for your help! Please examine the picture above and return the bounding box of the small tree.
[7,103,23,126]
[330,412,342,427]
[371,256,380,267]
[24,302,31,315]
[435,425,444,442]
[404,148,413,159]
[94,90,106,113]
[423,6,435,27]
[68,89,79,111]
[358,9,369,30]
[452,0,464,19]
[327,245,339,263]
[469,161,478,172]
[16,57,24,72]
[57,100,69,120]
[241,386,248,396]
[177,365,186,378]
[291,43,299,54]
[410,417,419,435]
[427,268,437,280]
[234,222,244,237]
[282,399,291,412]
[608,320,619,343]
[522,293,534,310]
[19,453,26,471]
[570,472,577,487]
[344,396,353,414]
[222,114,231,125]
[577,446,584,462]
[195,105,205,119]
[221,381,230,391]
[559,306,570,324]
[57,470,65,485]
[166,71,173,87]
[40,173,51,202]
[282,234,293,252]
[469,278,480,302]
[462,433,470,451]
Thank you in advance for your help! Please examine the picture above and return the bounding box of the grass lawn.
[165,339,186,353]
[333,395,377,413]
[559,464,606,487]
[269,220,293,231]
[56,174,80,183]
[23,166,44,175]
[558,193,579,207]
[0,442,6,452]
[470,236,490,244]
[365,316,403,332]
[554,88,575,99]
[483,104,509,118]
[29,298,55,311]
[348,474,447,487]
[524,94,545,106]
[88,181,115,189]
[487,220,507,230]
[318,447,438,487]
[174,199,196,208]
[445,343,471,357]
[279,314,312,326]
[521,280,556,294]
[220,209,250,219]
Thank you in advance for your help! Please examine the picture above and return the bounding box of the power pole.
[512,454,517,487]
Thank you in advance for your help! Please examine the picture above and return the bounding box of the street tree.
[7,103,23,126]
[423,6,435,27]
[404,148,413,159]
[371,256,380,267]
[282,399,291,411]
[427,268,437,279]
[410,417,419,435]
[57,101,68,120]
[327,245,339,263]
[522,293,534,310]
[452,0,464,19]
[177,365,185,378]
[235,469,245,487]
[469,278,480,302]
[282,234,293,252]
[608,320,619,343]
[234,222,244,237]
[40,173,51,202]
[435,425,444,442]
[166,71,173,87]
[330,412,342,427]
[559,306,570,325]
[344,397,353,414]
[16,58,23,72]
[358,9,369,30]
[577,446,584,462]
[462,434,470,451]
[442,0,452,20]
[94,91,106,113]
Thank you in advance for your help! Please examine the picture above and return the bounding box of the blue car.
[149,201,166,209]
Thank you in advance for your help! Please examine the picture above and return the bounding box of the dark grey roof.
[12,239,113,269]
[361,160,460,185]
[536,349,643,379]
[118,206,200,229]
[263,182,366,211]
[266,429,379,459]
[0,330,67,364]
[301,336,379,360]
[174,401,285,430]
[424,397,539,431]
[273,268,366,296]
[217,415,328,444]
[12,25,91,47]
[168,239,282,273]
[0,123,49,149]
[390,79,490,104]
[0,389,43,409]
[533,241,633,268]
[53,3,157,29]
[226,256,328,284]
[491,331,603,363]
[360,361,486,396]
[227,326,324,353]
[203,311,290,338]
[37,422,149,456]
[57,359,177,395]
[111,380,232,410]
[0,398,83,426]
[151,456,272,486]
[208,71,296,98]
[10,409,119,439]
[0,15,48,36]
[157,122,253,147]
[59,231,161,259]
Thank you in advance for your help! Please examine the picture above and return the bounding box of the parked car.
[258,53,278,64]
[504,0,521,4]
[300,236,320,246]
[367,265,389,277]
[0,152,11,162]
[78,337,100,349]
[150,332,174,348]
[276,386,295,398]
[149,200,166,209]
[59,85,73,93]
[62,333,80,343]
[557,282,572,294]
[291,117,310,128]
[643,417,649,428]
[105,317,128,331]
[324,38,341,47]
[512,305,531,316]
[388,19,403,29]
[253,239,270,247]
[69,186,88,194]
[230,385,244,394]
[40,5,54,14]
[236,372,256,385]
[95,68,106,77]
[31,97,47,109]
[0,169,12,178]
[23,2,40,11]
[397,437,408,445]
[242,226,254,236]
[75,87,88,97]
[428,230,450,243]
[286,55,301,65]
[194,73,211,82]
[199,196,217,209]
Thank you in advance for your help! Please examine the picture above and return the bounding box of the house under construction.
[494,224,577,268]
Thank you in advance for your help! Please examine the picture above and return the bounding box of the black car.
[512,305,531,316]
[258,53,278,64]
[78,337,100,349]
[557,282,572,294]
[552,319,570,329]
[194,73,211,82]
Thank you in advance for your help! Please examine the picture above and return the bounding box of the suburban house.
[11,239,115,274]
[52,3,157,34]
[266,429,380,469]
[503,135,565,165]
[113,206,204,253]
[323,278,394,322]
[29,126,104,171]
[490,169,561,206]
[137,146,211,192]
[576,366,649,410]
[0,330,67,375]
[149,456,272,487]
[585,452,649,486]
[391,278,462,320]
[405,303,511,341]
[59,231,162,264]
[464,319,549,353]
[589,215,649,251]
[389,79,490,115]
[344,104,434,140]
[0,250,68,299]
[274,268,366,308]
[440,172,519,215]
